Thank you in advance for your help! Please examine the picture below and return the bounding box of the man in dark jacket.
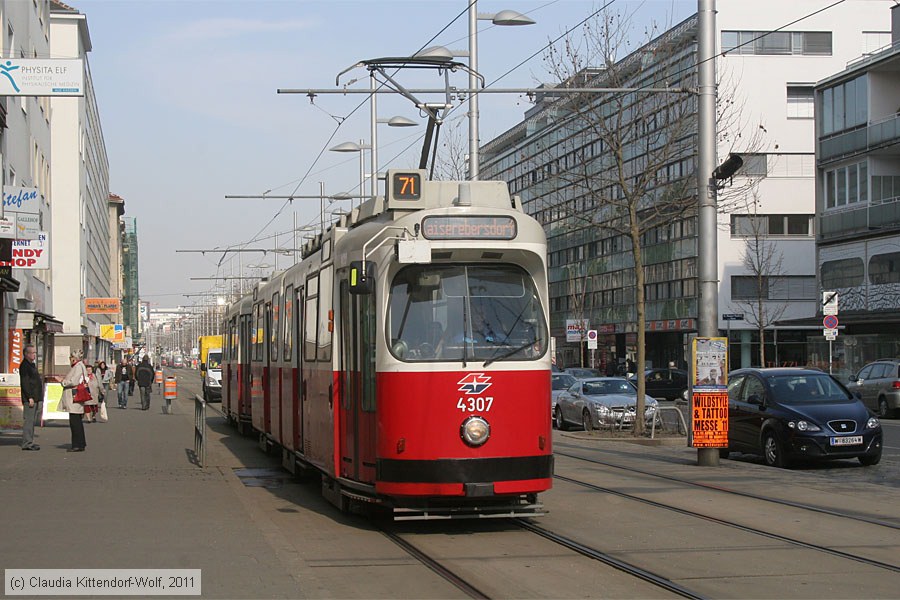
[135,356,155,411]
[20,344,44,451]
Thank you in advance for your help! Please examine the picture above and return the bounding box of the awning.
[13,309,64,333]
[0,274,19,293]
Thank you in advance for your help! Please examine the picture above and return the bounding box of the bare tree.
[540,8,698,434]
[432,116,469,181]
[731,191,788,367]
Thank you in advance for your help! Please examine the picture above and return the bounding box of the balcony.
[819,114,900,164]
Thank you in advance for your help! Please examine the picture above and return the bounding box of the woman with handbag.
[60,349,89,452]
[82,363,102,423]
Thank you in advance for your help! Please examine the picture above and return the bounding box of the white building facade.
[49,1,113,370]
[715,0,895,369]
[0,0,59,376]
[480,0,895,370]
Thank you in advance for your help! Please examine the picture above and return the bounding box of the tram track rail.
[556,446,900,530]
[379,529,491,600]
[512,519,707,600]
[552,471,900,574]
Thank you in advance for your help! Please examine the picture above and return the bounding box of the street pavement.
[3,369,900,599]
[0,371,312,598]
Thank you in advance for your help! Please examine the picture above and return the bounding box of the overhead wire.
[215,1,479,273]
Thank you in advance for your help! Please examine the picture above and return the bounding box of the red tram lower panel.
[374,370,553,499]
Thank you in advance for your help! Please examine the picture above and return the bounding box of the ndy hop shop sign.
[0,233,48,269]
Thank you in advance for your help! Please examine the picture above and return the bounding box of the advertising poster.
[42,382,68,422]
[0,372,23,432]
[692,337,728,389]
[8,328,23,373]
[85,297,121,314]
[691,337,729,449]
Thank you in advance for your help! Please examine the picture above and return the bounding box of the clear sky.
[73,0,694,311]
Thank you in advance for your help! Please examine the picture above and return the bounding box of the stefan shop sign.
[0,232,48,269]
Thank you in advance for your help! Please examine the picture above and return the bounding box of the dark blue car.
[722,368,882,468]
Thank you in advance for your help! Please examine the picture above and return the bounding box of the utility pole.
[697,0,719,467]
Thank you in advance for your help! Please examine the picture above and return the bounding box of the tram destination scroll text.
[5,569,201,596]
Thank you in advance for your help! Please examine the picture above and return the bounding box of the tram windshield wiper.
[482,338,536,367]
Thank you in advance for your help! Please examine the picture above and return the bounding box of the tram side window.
[283,285,293,362]
[304,274,319,361]
[271,292,280,362]
[361,291,376,412]
[253,303,265,362]
[318,265,333,362]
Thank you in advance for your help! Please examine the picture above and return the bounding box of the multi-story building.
[480,0,894,371]
[49,0,114,370]
[1,0,61,375]
[122,216,140,343]
[813,4,900,376]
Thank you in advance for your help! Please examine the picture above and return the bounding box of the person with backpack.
[135,355,155,411]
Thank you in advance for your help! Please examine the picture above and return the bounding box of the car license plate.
[830,436,863,446]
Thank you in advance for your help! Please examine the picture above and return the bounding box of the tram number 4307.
[457,397,494,412]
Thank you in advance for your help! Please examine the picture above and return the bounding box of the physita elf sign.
[0,59,84,96]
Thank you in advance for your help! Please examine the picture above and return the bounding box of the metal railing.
[650,405,688,439]
[194,395,206,468]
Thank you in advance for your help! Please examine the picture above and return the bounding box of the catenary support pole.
[697,0,719,466]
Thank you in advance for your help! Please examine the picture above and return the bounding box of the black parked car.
[632,368,689,401]
[722,368,882,468]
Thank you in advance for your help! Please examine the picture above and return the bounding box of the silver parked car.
[551,373,578,423]
[554,377,658,432]
[848,359,900,418]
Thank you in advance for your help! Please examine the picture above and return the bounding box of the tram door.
[340,281,377,483]
[292,285,304,454]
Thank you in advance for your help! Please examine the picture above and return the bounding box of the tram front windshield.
[389,264,547,363]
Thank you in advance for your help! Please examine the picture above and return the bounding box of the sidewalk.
[0,376,306,598]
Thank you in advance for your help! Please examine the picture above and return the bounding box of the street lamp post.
[467,2,535,180]
[329,140,371,207]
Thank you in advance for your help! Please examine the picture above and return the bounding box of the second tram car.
[222,170,553,519]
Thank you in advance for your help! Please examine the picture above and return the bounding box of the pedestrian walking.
[19,344,43,451]
[127,358,136,397]
[114,358,131,409]
[84,362,105,422]
[98,360,112,391]
[60,349,89,452]
[135,355,155,411]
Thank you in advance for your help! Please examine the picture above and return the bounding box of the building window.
[872,175,900,205]
[869,252,900,285]
[787,85,814,119]
[746,154,771,177]
[824,161,868,211]
[731,214,812,237]
[768,276,817,300]
[821,74,867,136]
[722,31,832,56]
[821,258,864,288]
[732,276,768,300]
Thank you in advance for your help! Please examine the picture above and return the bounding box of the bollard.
[155,369,163,394]
[164,377,177,414]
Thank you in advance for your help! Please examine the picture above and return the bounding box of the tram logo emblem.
[458,373,492,395]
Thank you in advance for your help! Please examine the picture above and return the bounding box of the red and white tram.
[222,170,553,519]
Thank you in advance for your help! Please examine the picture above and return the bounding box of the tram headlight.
[460,416,491,447]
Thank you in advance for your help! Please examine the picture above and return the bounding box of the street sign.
[722,313,744,321]
[823,315,839,329]
[823,291,839,316]
[824,328,838,340]
[587,329,598,350]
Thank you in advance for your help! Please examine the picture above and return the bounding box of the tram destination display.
[421,215,517,240]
